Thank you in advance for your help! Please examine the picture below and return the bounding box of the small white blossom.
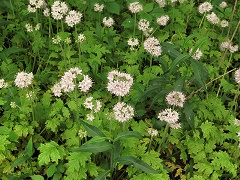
[198,2,213,14]
[234,68,240,84]
[229,45,238,53]
[234,118,240,126]
[157,15,170,26]
[138,19,150,32]
[86,113,95,121]
[147,128,158,137]
[143,37,162,57]
[77,34,86,42]
[206,12,220,25]
[157,108,180,128]
[189,48,203,60]
[35,23,41,31]
[166,91,186,107]
[43,8,50,16]
[78,129,87,138]
[220,20,229,28]
[219,2,227,8]
[129,2,143,13]
[113,102,134,122]
[0,79,8,88]
[155,0,166,8]
[14,72,34,89]
[127,38,139,47]
[10,102,17,108]
[28,5,37,12]
[79,75,93,93]
[51,1,68,20]
[103,17,114,28]
[65,10,82,27]
[94,3,104,12]
[52,36,61,44]
[25,23,33,32]
[53,83,62,97]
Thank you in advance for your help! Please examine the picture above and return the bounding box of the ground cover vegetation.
[0,0,239,179]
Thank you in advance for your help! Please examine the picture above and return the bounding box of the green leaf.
[26,136,34,157]
[11,156,29,168]
[0,126,10,135]
[114,131,142,141]
[74,137,112,153]
[191,60,208,90]
[183,102,195,129]
[106,2,120,15]
[115,156,158,174]
[94,170,110,180]
[31,175,44,180]
[143,3,154,13]
[80,120,105,137]
[190,37,208,56]
[183,33,199,48]
[47,164,57,178]
[169,54,190,74]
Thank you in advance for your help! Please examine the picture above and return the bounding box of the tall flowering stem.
[158,123,169,152]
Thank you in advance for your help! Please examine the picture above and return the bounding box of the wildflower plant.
[0,0,239,179]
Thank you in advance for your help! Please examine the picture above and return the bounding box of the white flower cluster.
[0,79,8,88]
[138,19,153,36]
[77,34,86,43]
[10,102,17,108]
[189,48,203,60]
[157,108,181,129]
[28,0,46,13]
[128,2,143,13]
[219,2,227,8]
[78,129,87,138]
[206,12,220,25]
[234,68,240,85]
[43,8,50,16]
[113,102,134,122]
[127,38,139,49]
[14,72,34,89]
[94,3,104,12]
[25,23,40,32]
[166,91,186,107]
[157,15,170,26]
[198,2,213,14]
[220,20,228,28]
[147,128,158,137]
[220,39,238,53]
[103,17,114,28]
[52,35,61,44]
[143,37,162,57]
[234,118,240,126]
[52,67,93,97]
[51,1,68,20]
[84,96,102,121]
[155,0,166,8]
[107,70,133,97]
[65,10,82,27]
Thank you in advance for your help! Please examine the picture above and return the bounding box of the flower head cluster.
[14,72,34,89]
[234,118,240,126]
[129,2,143,13]
[143,37,162,57]
[52,35,61,44]
[25,23,33,32]
[127,38,139,49]
[0,79,8,88]
[28,0,46,12]
[51,1,68,20]
[234,68,240,85]
[78,75,93,93]
[64,37,71,44]
[138,19,150,31]
[78,129,87,138]
[84,96,102,121]
[147,128,158,137]
[220,20,228,28]
[166,91,186,107]
[157,108,181,129]
[113,102,134,122]
[10,102,17,108]
[52,67,83,97]
[189,48,203,60]
[198,2,213,14]
[103,17,114,27]
[43,8,50,16]
[155,0,166,8]
[65,10,82,27]
[77,34,86,43]
[107,70,133,97]
[206,12,220,25]
[220,39,238,53]
[157,15,170,26]
[219,2,227,8]
[94,3,104,12]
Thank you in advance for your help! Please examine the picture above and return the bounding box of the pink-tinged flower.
[157,108,180,129]
[78,75,93,93]
[113,102,134,122]
[129,2,143,13]
[107,70,133,97]
[14,72,34,88]
[198,2,213,14]
[143,37,162,57]
[166,91,186,107]
[235,68,240,84]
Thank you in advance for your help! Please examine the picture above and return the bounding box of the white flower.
[147,128,158,137]
[166,91,186,107]
[78,75,93,93]
[155,0,166,8]
[53,83,62,97]
[107,70,133,97]
[234,118,240,126]
[219,2,227,8]
[169,122,181,129]
[28,5,36,13]
[220,20,229,28]
[10,102,17,108]
[143,37,162,57]
[51,1,68,20]
[64,37,71,44]
[206,12,220,25]
[35,23,41,31]
[84,96,94,110]
[234,68,240,84]
[25,23,33,32]
[77,34,86,42]
[103,17,114,28]
[129,2,143,13]
[65,10,82,27]
[0,79,8,88]
[138,19,150,32]
[157,15,170,26]
[86,113,95,121]
[78,129,87,138]
[198,2,213,14]
[127,38,139,47]
[220,39,231,51]
[43,8,50,16]
[52,36,61,44]
[157,108,179,125]
[14,72,34,88]
[113,102,134,122]
[189,48,203,60]
[94,3,104,12]
[229,45,238,53]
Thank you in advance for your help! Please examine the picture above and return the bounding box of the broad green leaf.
[11,156,29,168]
[191,60,208,91]
[106,2,120,15]
[26,136,34,157]
[183,102,195,129]
[94,170,110,180]
[190,37,208,56]
[31,175,44,180]
[183,33,199,48]
[80,120,105,137]
[115,156,158,174]
[169,54,190,74]
[47,164,57,178]
[143,3,154,13]
[114,131,142,141]
[0,126,10,135]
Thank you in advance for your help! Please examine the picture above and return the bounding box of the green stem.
[9,0,15,16]
[148,135,153,152]
[158,123,169,152]
[199,12,206,29]
[133,13,137,37]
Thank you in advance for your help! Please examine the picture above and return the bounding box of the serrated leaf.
[115,156,158,174]
[114,131,142,141]
[0,126,10,135]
